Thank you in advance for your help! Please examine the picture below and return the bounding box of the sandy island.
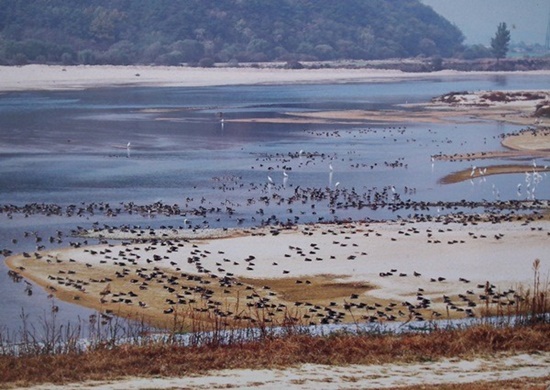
[6,218,549,331]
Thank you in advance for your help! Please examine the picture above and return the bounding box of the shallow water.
[1,74,549,333]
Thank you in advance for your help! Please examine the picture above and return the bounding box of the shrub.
[198,57,215,68]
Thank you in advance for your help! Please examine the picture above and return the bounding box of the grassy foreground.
[0,321,548,388]
[1,261,548,388]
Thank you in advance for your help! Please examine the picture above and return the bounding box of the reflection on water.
[1,74,549,332]
[490,74,508,87]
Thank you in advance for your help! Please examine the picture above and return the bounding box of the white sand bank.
[75,220,550,287]
[2,65,550,92]
[19,351,550,390]
[0,64,404,91]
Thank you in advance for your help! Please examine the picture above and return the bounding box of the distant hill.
[0,0,464,66]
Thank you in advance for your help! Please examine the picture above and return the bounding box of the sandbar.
[439,164,550,184]
[1,64,549,92]
[0,64,469,92]
[6,219,549,330]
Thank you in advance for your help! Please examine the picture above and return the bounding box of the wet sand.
[439,164,550,184]
[225,109,449,125]
[502,127,550,151]
[6,219,549,330]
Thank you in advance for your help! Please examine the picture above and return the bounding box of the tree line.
[0,0,465,66]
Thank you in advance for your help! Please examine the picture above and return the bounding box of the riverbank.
[2,64,550,92]
[15,351,550,390]
[0,64,429,91]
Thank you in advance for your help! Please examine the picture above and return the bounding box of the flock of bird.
[2,119,549,331]
[5,207,548,330]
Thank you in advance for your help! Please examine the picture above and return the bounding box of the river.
[1,73,549,334]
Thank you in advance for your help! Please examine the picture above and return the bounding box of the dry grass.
[1,259,548,389]
[7,252,420,331]
[240,274,373,302]
[0,322,548,387]
[399,376,550,390]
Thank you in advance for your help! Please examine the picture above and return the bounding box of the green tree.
[90,7,125,42]
[0,0,466,64]
[490,22,511,62]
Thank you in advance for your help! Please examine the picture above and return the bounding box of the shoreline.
[2,64,550,92]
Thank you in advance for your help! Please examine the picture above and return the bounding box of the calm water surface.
[1,74,549,333]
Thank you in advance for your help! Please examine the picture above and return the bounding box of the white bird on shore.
[267,175,274,184]
[283,170,288,178]
[329,163,334,172]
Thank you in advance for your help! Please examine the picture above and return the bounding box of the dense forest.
[0,0,465,66]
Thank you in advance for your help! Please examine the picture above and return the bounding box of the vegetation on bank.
[0,260,548,387]
[1,323,548,387]
[0,0,464,66]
